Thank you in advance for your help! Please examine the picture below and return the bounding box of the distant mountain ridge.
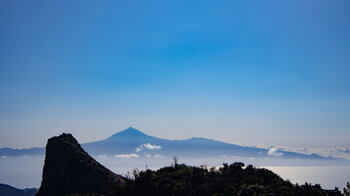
[0,147,44,157]
[0,183,37,196]
[0,127,345,161]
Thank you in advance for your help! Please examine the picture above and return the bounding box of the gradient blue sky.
[0,0,349,148]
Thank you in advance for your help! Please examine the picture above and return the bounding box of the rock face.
[36,133,125,196]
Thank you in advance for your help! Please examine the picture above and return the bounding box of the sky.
[0,0,349,149]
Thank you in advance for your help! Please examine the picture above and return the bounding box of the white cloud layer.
[325,147,350,154]
[239,142,350,159]
[268,147,283,156]
[153,153,164,158]
[135,143,162,152]
[220,155,244,159]
[114,153,140,159]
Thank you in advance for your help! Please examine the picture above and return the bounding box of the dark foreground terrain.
[121,162,344,196]
[36,133,342,196]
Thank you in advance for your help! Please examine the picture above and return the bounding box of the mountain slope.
[83,127,265,157]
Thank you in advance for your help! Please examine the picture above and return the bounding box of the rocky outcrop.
[36,133,125,196]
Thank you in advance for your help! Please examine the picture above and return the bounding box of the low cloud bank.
[136,143,162,152]
[115,153,140,159]
[268,147,283,156]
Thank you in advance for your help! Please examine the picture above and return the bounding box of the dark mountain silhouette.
[35,133,342,196]
[0,127,344,161]
[36,133,125,196]
[0,183,37,196]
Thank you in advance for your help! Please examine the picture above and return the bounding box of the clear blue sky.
[0,0,349,148]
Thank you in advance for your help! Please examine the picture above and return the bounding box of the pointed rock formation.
[36,133,125,196]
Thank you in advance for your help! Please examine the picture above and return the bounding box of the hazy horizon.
[1,1,350,151]
[1,127,350,161]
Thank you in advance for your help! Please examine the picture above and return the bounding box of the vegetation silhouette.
[119,160,340,196]
[344,182,350,196]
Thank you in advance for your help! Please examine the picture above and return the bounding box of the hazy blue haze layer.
[1,155,349,191]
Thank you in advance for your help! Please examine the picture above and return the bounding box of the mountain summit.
[107,127,148,139]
